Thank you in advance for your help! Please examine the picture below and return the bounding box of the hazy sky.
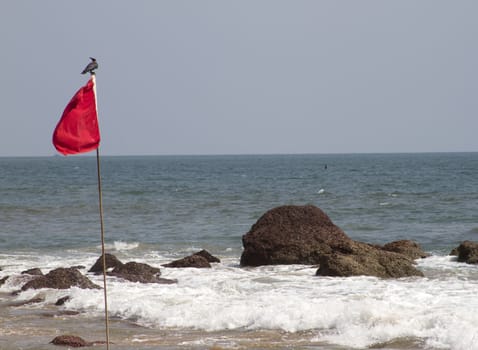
[2,1,477,156]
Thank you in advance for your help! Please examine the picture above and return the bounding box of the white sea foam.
[113,241,140,251]
[58,258,478,349]
[97,241,140,252]
[2,254,478,349]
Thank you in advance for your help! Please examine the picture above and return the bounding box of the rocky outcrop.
[241,205,350,266]
[241,205,424,278]
[316,240,423,278]
[110,261,176,284]
[21,267,100,291]
[88,254,176,284]
[88,253,124,274]
[453,241,478,264]
[163,250,220,268]
[381,240,430,259]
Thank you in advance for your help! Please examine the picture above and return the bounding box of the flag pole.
[96,147,110,349]
[93,74,111,350]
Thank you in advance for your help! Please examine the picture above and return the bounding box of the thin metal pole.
[96,147,110,349]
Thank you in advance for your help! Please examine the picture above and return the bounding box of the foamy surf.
[3,252,477,349]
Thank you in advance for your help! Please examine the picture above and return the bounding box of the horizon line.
[1,150,477,159]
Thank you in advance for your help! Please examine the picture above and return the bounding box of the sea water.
[1,153,478,349]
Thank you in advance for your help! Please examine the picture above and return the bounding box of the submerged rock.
[240,205,424,278]
[8,294,46,307]
[164,254,211,268]
[163,250,220,268]
[88,253,124,274]
[454,241,478,264]
[110,261,176,284]
[194,249,221,263]
[21,267,100,291]
[0,276,8,287]
[21,268,44,276]
[55,296,71,306]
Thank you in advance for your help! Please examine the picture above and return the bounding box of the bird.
[81,57,98,75]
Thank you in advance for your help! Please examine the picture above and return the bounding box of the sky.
[1,1,477,156]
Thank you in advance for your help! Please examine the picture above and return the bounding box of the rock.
[0,276,8,287]
[51,335,91,347]
[240,205,424,278]
[21,268,44,276]
[21,268,100,291]
[110,262,176,284]
[88,253,124,274]
[455,241,478,264]
[9,294,46,307]
[240,205,351,266]
[55,296,71,306]
[194,249,221,263]
[381,240,430,259]
[163,249,220,268]
[450,247,459,256]
[163,254,211,268]
[316,241,424,278]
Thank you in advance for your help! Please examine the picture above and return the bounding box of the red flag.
[53,76,100,155]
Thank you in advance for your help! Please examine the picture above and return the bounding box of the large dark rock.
[21,268,100,291]
[241,205,350,266]
[89,253,124,274]
[240,205,424,278]
[110,262,176,284]
[454,241,478,264]
[381,240,430,259]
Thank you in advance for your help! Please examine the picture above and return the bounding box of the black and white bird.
[81,57,98,75]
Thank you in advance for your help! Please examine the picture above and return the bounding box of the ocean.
[1,153,477,350]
